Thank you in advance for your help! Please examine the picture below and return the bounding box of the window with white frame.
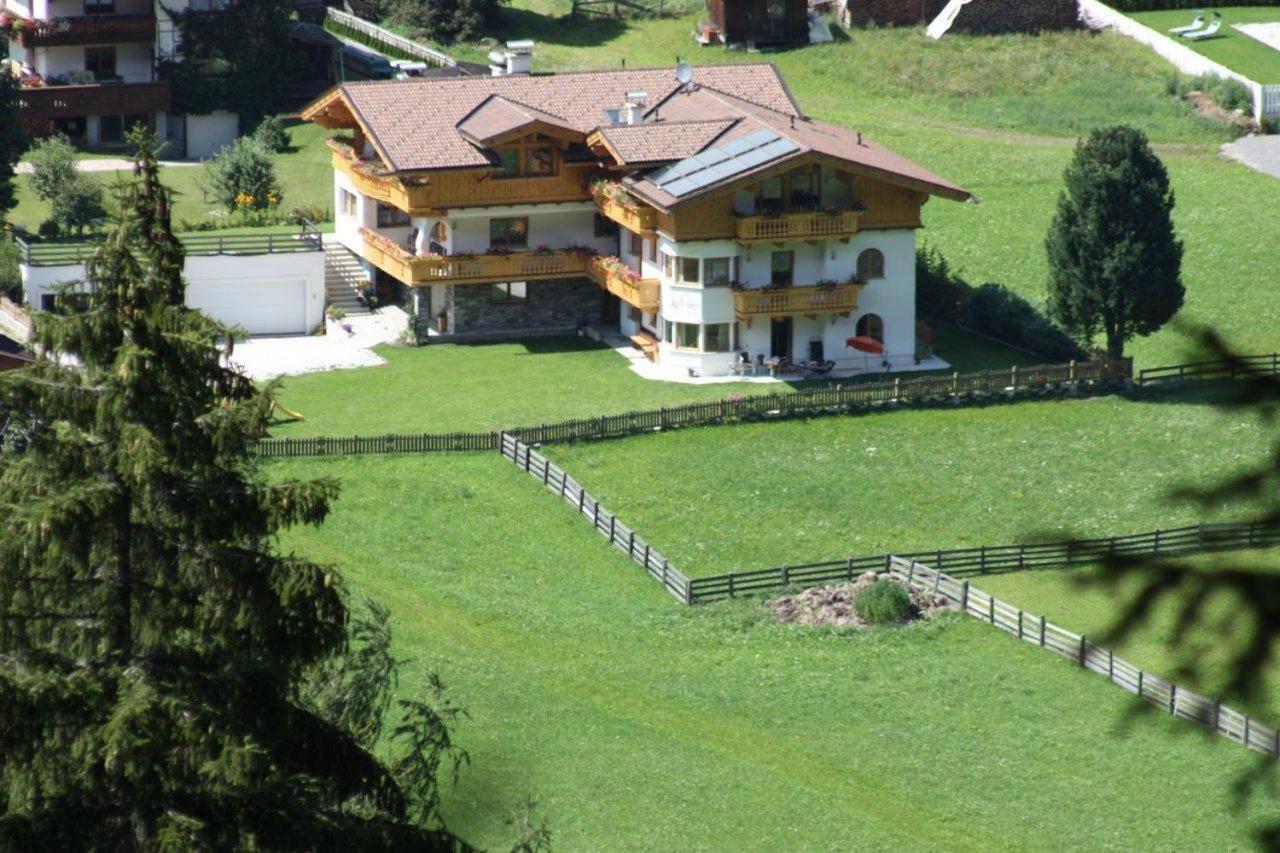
[704,323,732,352]
[491,282,528,302]
[704,257,732,287]
[675,322,700,349]
[340,189,357,219]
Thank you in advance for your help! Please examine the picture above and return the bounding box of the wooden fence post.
[1169,684,1177,715]
[1078,635,1087,667]
[781,564,790,587]
[1016,610,1023,639]
[988,594,995,624]
[960,580,969,612]
[1039,615,1046,647]
[846,557,854,581]
[1137,669,1144,698]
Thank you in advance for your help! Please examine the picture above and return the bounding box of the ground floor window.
[676,322,699,349]
[856,312,884,343]
[666,321,735,352]
[628,305,642,325]
[704,323,732,352]
[491,281,528,302]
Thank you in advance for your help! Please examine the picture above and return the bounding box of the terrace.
[733,282,862,320]
[360,227,592,285]
[587,256,660,311]
[8,13,157,48]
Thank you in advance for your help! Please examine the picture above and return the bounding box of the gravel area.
[226,307,408,381]
[1221,135,1280,180]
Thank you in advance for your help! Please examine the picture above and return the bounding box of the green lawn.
[270,322,1036,438]
[1132,7,1280,83]
[544,391,1268,576]
[9,120,334,233]
[273,453,1278,850]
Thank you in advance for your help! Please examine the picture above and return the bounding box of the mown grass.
[269,322,1036,438]
[273,453,1278,850]
[1132,7,1280,83]
[543,390,1269,576]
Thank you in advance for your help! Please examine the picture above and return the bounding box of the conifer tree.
[0,128,465,849]
[0,71,26,219]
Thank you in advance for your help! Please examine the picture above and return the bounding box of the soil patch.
[767,572,956,629]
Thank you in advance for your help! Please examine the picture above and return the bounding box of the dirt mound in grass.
[767,572,956,629]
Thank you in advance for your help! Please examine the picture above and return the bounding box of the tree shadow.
[491,6,629,47]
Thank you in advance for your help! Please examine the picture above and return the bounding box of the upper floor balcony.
[360,227,594,286]
[734,207,862,243]
[591,182,655,235]
[587,256,659,312]
[733,281,863,321]
[331,137,595,216]
[7,13,157,48]
[15,78,169,118]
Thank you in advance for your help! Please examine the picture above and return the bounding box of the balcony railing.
[360,228,593,285]
[588,257,659,311]
[734,209,861,242]
[593,191,656,235]
[16,81,169,119]
[734,283,863,319]
[13,14,157,48]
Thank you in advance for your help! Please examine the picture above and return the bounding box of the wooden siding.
[852,178,927,230]
[709,0,810,44]
[734,283,863,320]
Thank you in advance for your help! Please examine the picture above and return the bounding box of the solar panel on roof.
[648,129,799,198]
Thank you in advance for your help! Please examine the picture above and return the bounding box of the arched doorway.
[856,313,884,344]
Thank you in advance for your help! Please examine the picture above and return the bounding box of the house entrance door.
[770,317,792,358]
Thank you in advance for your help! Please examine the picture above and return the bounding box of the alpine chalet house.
[302,45,970,379]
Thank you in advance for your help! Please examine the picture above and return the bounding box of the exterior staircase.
[324,242,372,316]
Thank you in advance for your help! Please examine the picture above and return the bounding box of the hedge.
[1106,0,1280,11]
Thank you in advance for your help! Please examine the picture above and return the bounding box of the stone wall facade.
[844,0,947,28]
[407,277,603,344]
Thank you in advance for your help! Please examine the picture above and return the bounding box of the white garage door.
[186,277,308,336]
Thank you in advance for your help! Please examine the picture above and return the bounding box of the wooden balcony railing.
[360,229,593,285]
[593,192,656,235]
[734,209,861,242]
[734,283,863,319]
[15,14,157,48]
[588,257,660,311]
[16,81,169,119]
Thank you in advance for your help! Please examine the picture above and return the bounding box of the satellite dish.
[675,62,693,86]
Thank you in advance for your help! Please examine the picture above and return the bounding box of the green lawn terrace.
[272,452,1278,850]
[1131,6,1280,83]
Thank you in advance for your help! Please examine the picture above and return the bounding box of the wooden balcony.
[593,192,656,235]
[15,14,157,48]
[734,283,863,320]
[330,138,594,215]
[361,229,592,285]
[588,257,660,311]
[735,209,861,243]
[16,81,169,119]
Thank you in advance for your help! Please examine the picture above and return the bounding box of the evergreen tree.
[0,128,466,849]
[0,70,26,220]
[1045,125,1184,359]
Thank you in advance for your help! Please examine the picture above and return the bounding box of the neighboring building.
[841,0,947,29]
[0,332,33,371]
[705,0,810,46]
[301,47,970,379]
[2,0,236,154]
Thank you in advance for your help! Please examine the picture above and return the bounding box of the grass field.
[269,322,1035,437]
[1132,7,1280,82]
[273,453,1278,850]
[543,391,1269,576]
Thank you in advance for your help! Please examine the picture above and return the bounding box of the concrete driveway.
[1222,135,1280,180]
[226,307,409,381]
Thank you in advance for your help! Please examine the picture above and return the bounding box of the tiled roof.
[593,119,737,166]
[456,95,580,146]
[332,63,800,173]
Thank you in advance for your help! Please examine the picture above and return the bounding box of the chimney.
[624,91,647,126]
[504,40,535,75]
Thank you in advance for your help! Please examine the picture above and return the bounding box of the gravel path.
[15,158,201,174]
[1221,135,1280,180]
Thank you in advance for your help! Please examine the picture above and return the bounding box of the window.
[770,251,794,288]
[704,323,732,352]
[495,143,557,178]
[628,230,643,256]
[340,189,357,219]
[790,171,817,210]
[429,221,448,254]
[662,253,676,281]
[857,248,886,280]
[705,257,732,288]
[647,238,657,263]
[98,115,123,145]
[679,257,700,285]
[489,217,528,249]
[594,214,618,238]
[856,313,884,343]
[628,305,642,325]
[525,146,554,175]
[756,176,783,214]
[377,203,411,227]
[676,322,699,350]
[664,320,674,342]
[497,150,520,177]
[491,282,528,302]
[85,46,116,80]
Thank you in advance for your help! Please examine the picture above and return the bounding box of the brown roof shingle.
[594,119,737,166]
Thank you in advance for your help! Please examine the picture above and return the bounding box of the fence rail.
[0,297,32,336]
[325,8,456,66]
[499,432,691,603]
[687,521,1280,602]
[889,556,1280,759]
[16,222,323,267]
[1136,353,1280,385]
[256,358,1130,458]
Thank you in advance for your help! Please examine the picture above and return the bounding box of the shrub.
[36,219,60,239]
[24,134,78,204]
[854,580,914,625]
[965,283,1085,362]
[1174,74,1255,115]
[252,114,290,154]
[50,173,106,235]
[202,137,282,213]
[387,0,507,43]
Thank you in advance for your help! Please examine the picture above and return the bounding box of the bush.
[387,0,507,43]
[36,219,61,239]
[965,283,1085,363]
[252,115,290,154]
[24,134,78,204]
[1110,0,1277,10]
[0,233,20,302]
[854,580,914,625]
[202,137,282,213]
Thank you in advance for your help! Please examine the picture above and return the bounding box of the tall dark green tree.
[0,70,27,220]
[1045,125,1184,359]
[0,128,466,849]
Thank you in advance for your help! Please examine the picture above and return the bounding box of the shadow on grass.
[492,6,629,47]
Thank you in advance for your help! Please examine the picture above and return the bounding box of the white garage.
[186,277,309,336]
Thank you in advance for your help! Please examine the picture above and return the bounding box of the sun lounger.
[1169,12,1204,36]
[1183,13,1222,41]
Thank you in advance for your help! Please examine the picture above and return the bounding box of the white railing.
[1078,0,1279,119]
[325,7,456,67]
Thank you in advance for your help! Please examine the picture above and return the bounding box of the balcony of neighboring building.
[734,208,862,243]
[587,255,660,312]
[8,39,167,119]
[590,182,656,236]
[360,227,595,287]
[6,12,157,49]
[733,281,863,321]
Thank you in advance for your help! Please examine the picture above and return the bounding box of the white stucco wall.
[34,42,154,82]
[447,205,615,256]
[185,111,239,160]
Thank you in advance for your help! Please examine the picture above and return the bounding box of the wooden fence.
[889,556,1280,759]
[0,297,32,337]
[1136,353,1280,386]
[325,8,456,66]
[499,432,692,603]
[255,358,1131,458]
[686,521,1280,602]
[16,222,323,267]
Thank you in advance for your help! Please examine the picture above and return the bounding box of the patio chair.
[1169,11,1204,35]
[1183,13,1222,40]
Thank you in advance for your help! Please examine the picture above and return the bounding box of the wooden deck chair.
[1169,11,1204,35]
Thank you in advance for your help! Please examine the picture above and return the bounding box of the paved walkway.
[15,158,201,174]
[1221,135,1280,180]
[226,307,409,381]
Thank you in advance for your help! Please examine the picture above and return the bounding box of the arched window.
[856,313,884,344]
[857,248,885,280]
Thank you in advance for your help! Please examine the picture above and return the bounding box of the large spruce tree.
[0,130,464,849]
[0,70,26,219]
[1045,125,1184,359]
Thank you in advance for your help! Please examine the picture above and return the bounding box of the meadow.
[1131,7,1280,82]
[274,453,1278,850]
